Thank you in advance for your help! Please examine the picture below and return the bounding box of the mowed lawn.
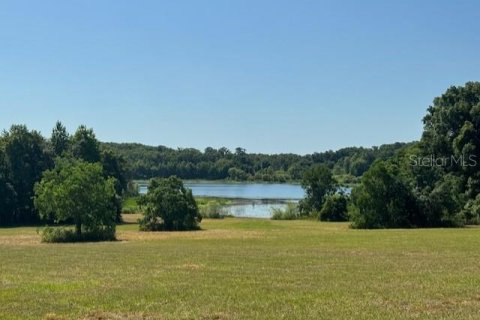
[1,217,480,320]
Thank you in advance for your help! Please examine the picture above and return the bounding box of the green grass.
[122,197,143,214]
[1,219,480,319]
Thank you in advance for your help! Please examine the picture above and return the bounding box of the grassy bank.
[122,196,234,215]
[1,219,480,319]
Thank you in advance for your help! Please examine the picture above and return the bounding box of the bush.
[139,176,202,231]
[350,161,419,229]
[41,227,116,243]
[271,203,300,220]
[320,194,349,221]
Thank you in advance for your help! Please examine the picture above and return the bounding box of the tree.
[50,121,70,157]
[350,161,418,229]
[1,125,52,224]
[299,164,337,215]
[34,160,117,240]
[71,125,101,163]
[320,193,348,222]
[228,167,249,181]
[418,82,480,223]
[101,149,128,222]
[139,176,201,231]
[0,147,16,225]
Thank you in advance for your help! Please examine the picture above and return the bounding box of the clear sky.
[0,0,479,154]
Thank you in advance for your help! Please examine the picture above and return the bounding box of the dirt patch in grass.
[0,234,41,246]
[117,229,265,242]
[81,311,161,320]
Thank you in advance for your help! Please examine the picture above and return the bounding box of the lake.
[138,182,304,218]
[139,182,304,200]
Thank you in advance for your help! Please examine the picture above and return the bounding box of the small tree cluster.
[34,160,117,242]
[139,177,202,231]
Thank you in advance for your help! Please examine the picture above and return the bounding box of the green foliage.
[350,161,419,229]
[0,147,16,226]
[34,160,117,240]
[228,167,249,180]
[1,125,53,225]
[320,193,349,222]
[139,176,202,231]
[101,142,408,181]
[71,125,101,163]
[299,164,337,215]
[50,121,70,157]
[101,149,128,222]
[414,173,467,227]
[40,226,116,243]
[271,202,300,220]
[463,194,480,224]
[101,149,128,195]
[416,82,480,223]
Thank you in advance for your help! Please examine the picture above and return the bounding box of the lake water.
[139,182,304,200]
[138,182,304,218]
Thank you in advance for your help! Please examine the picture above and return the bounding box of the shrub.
[271,203,300,220]
[139,176,202,231]
[320,193,349,221]
[41,227,116,243]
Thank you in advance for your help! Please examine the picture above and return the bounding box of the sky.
[0,0,479,154]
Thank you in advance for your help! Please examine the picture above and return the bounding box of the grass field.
[1,217,480,319]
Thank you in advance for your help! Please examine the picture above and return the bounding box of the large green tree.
[0,147,16,225]
[350,161,419,228]
[139,176,201,231]
[420,81,480,223]
[50,121,70,157]
[34,160,117,238]
[1,125,52,224]
[71,125,101,163]
[299,164,337,215]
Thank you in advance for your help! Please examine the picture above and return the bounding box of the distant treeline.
[0,120,408,226]
[102,142,411,182]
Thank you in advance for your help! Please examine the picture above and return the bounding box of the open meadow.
[1,217,480,320]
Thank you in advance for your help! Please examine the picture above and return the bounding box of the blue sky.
[1,0,479,154]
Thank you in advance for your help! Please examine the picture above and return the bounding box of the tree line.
[297,82,480,228]
[102,141,408,182]
[0,120,403,227]
[2,81,478,231]
[0,123,127,226]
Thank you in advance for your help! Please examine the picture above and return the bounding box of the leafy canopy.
[139,176,201,231]
[34,159,117,238]
[299,164,337,215]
